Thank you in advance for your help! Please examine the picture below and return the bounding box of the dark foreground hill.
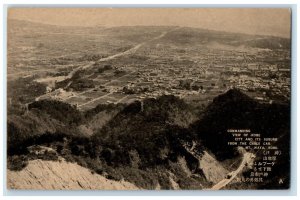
[192,89,290,160]
[7,89,290,189]
[191,89,290,189]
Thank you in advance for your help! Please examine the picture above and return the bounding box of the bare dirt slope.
[210,152,255,190]
[7,159,139,190]
[199,151,229,184]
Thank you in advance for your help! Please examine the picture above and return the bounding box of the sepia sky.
[8,8,291,38]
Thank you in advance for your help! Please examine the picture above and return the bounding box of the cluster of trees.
[178,79,204,91]
[7,89,290,189]
[179,79,193,90]
[8,77,46,105]
[95,64,113,74]
[28,99,83,125]
[114,69,126,77]
[69,79,95,91]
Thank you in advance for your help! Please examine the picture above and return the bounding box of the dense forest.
[7,89,290,189]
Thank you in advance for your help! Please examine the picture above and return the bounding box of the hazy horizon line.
[8,18,291,39]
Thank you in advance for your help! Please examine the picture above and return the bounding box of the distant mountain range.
[8,19,290,50]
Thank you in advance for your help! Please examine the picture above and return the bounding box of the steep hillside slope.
[7,89,290,190]
[199,151,228,184]
[7,159,139,190]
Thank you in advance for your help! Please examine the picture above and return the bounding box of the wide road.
[209,152,255,190]
[36,27,179,102]
[67,27,178,79]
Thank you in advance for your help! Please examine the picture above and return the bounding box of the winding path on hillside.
[209,152,255,190]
